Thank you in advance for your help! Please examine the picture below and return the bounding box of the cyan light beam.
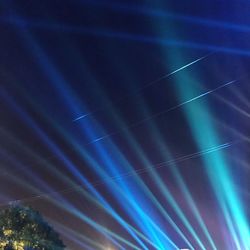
[133,96,218,250]
[172,57,250,249]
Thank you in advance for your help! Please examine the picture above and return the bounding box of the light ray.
[73,52,212,121]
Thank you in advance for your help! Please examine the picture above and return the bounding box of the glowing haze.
[0,0,250,249]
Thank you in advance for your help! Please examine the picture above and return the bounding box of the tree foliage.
[0,205,65,250]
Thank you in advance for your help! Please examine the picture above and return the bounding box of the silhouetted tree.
[0,205,65,250]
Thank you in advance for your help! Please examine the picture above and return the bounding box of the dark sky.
[1,0,250,249]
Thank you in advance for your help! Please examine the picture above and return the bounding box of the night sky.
[1,0,250,249]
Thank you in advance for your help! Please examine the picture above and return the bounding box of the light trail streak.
[85,78,240,145]
[93,142,232,185]
[73,53,212,121]
[51,111,193,248]
[3,49,245,250]
[77,81,236,248]
[4,17,248,248]
[138,106,225,250]
[22,32,241,246]
[72,114,90,121]
[0,98,236,248]
[2,2,249,249]
[2,110,176,249]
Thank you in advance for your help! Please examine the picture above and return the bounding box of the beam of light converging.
[72,52,212,122]
[44,39,240,246]
[88,79,232,249]
[2,2,250,250]
[71,109,192,247]
[134,100,218,250]
[0,86,159,248]
[169,52,250,249]
[0,133,234,248]
[3,6,249,249]
[0,120,234,248]
[1,118,165,250]
[12,28,244,248]
[3,15,250,57]
[89,86,218,250]
[32,53,167,250]
[3,32,248,250]
[1,32,180,249]
[15,31,185,249]
[0,94,159,250]
[0,140,144,250]
[106,136,204,250]
[3,89,171,250]
[0,92,237,249]
[72,78,221,249]
[9,78,237,188]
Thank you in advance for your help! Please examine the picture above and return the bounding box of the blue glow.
[172,55,250,249]
[2,15,250,57]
